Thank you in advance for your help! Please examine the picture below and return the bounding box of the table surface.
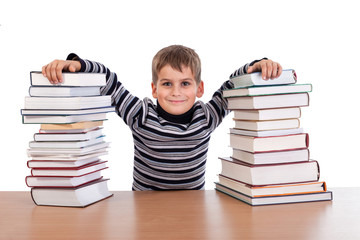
[1,188,359,240]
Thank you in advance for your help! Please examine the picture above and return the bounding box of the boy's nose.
[171,85,181,96]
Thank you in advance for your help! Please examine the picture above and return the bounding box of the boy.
[42,45,282,190]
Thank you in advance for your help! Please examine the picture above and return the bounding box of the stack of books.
[215,69,333,206]
[21,71,115,207]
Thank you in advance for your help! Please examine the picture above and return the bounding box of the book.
[29,136,105,149]
[229,133,309,153]
[34,128,103,141]
[217,174,327,197]
[26,171,103,187]
[40,121,103,130]
[232,107,301,121]
[29,86,101,97]
[31,160,108,177]
[219,157,319,186]
[230,69,297,88]
[231,148,309,165]
[226,93,309,110]
[215,183,333,206]
[30,178,113,207]
[21,106,115,116]
[24,96,111,110]
[27,157,101,168]
[29,150,108,161]
[229,127,304,137]
[27,142,110,157]
[233,118,300,131]
[223,84,312,98]
[22,113,108,124]
[30,71,106,87]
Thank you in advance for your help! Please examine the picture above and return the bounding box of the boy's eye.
[182,81,191,86]
[162,82,171,86]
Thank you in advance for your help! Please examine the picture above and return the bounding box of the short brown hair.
[152,45,201,84]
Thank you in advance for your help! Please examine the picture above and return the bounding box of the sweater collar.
[156,101,194,124]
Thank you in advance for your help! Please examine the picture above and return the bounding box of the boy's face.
[151,64,204,115]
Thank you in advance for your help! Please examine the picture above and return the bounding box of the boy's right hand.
[42,60,81,84]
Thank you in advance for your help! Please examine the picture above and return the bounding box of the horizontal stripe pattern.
[71,54,248,190]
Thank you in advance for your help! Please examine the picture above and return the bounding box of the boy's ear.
[196,80,204,98]
[151,82,158,99]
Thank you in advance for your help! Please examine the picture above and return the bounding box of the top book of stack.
[230,69,296,88]
[30,72,106,87]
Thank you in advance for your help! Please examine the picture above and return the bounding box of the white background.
[1,0,359,191]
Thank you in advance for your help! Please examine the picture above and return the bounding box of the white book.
[215,183,332,206]
[232,107,301,121]
[24,96,111,110]
[223,84,312,98]
[233,118,300,131]
[27,157,102,168]
[34,128,104,142]
[230,69,297,88]
[229,127,304,137]
[29,136,105,149]
[219,157,319,186]
[30,179,113,207]
[22,113,108,124]
[29,86,101,97]
[227,93,309,110]
[30,150,108,161]
[27,142,110,156]
[31,161,107,177]
[231,148,309,165]
[30,71,106,87]
[26,171,103,187]
[21,106,115,116]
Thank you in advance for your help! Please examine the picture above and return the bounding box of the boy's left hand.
[247,59,282,80]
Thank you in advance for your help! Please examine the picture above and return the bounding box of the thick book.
[30,71,106,87]
[232,107,301,121]
[226,93,309,110]
[24,96,111,110]
[215,183,332,206]
[223,84,312,98]
[229,127,304,137]
[230,69,297,88]
[229,133,309,153]
[30,178,113,207]
[219,157,319,186]
[217,175,327,197]
[29,136,105,149]
[29,86,101,97]
[26,171,103,187]
[21,106,115,116]
[231,148,309,165]
[233,118,300,131]
[40,121,103,131]
[31,160,108,177]
[22,113,108,124]
[34,128,103,142]
[27,142,110,157]
[27,156,102,168]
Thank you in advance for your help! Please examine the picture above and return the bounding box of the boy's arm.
[229,58,282,80]
[42,54,142,126]
[207,58,282,129]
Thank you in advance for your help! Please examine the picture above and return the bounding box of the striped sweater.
[67,53,254,190]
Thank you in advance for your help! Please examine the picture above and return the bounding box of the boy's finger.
[271,62,279,79]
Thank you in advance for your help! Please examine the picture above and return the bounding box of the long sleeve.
[66,53,143,127]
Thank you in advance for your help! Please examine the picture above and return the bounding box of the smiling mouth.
[168,100,186,104]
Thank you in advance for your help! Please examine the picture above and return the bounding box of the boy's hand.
[247,59,282,80]
[42,60,81,84]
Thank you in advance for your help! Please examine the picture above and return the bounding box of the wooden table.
[0,188,359,240]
